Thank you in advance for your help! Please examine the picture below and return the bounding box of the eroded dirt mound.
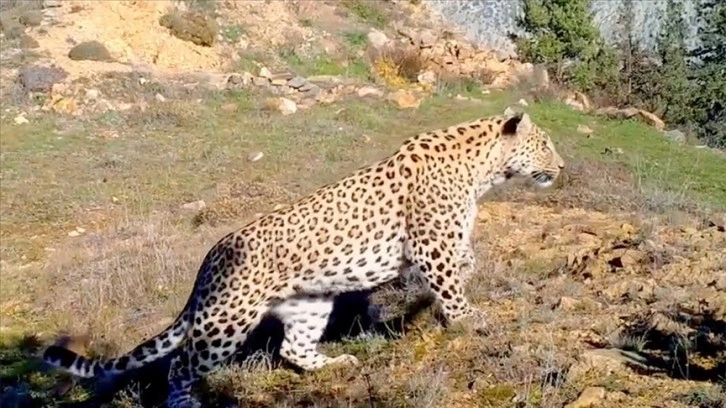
[31,0,230,79]
[473,202,726,316]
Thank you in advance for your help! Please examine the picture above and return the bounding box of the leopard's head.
[497,111,564,188]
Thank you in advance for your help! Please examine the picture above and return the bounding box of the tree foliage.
[689,0,726,148]
[513,0,618,92]
[513,0,725,148]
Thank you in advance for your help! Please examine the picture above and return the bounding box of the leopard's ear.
[502,112,532,136]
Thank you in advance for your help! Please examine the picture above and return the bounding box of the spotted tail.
[43,307,192,378]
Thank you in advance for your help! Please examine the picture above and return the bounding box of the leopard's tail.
[43,299,195,378]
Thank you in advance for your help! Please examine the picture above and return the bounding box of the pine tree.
[689,0,726,148]
[512,0,618,92]
[656,0,693,125]
[615,0,637,104]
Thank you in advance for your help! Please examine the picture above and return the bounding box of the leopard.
[43,110,565,408]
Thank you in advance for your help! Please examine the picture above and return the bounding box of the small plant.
[367,45,424,88]
[344,31,367,48]
[341,0,388,28]
[220,24,245,43]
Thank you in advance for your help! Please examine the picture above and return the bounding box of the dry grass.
[367,44,425,88]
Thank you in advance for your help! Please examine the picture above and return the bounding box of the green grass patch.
[343,31,368,48]
[281,49,370,79]
[341,0,388,28]
[527,101,726,209]
[220,24,245,43]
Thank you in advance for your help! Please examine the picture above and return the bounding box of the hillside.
[0,1,724,407]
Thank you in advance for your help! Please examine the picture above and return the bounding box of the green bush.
[513,0,619,93]
[688,0,726,148]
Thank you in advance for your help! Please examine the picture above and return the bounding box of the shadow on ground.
[618,306,726,384]
[0,284,434,408]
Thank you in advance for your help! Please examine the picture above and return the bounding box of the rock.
[357,86,384,98]
[47,97,78,115]
[602,147,624,156]
[19,34,40,49]
[503,106,517,116]
[181,200,206,211]
[68,41,114,62]
[84,89,100,101]
[155,93,166,103]
[264,97,297,115]
[553,296,580,311]
[565,98,586,112]
[574,92,591,111]
[565,387,606,408]
[13,114,29,125]
[258,67,272,79]
[227,72,253,87]
[67,227,85,237]
[595,107,665,131]
[414,29,437,48]
[287,76,307,89]
[300,84,321,98]
[19,11,43,27]
[159,9,218,47]
[553,296,600,311]
[247,151,264,162]
[252,76,269,87]
[517,98,528,107]
[417,70,437,87]
[387,89,421,109]
[18,65,68,92]
[577,125,593,135]
[664,129,685,144]
[367,28,390,50]
[636,109,665,130]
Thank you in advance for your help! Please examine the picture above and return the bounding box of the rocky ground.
[0,1,724,408]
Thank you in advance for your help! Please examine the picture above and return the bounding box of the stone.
[287,76,307,89]
[181,200,206,211]
[595,107,665,130]
[247,151,264,162]
[574,92,592,111]
[155,93,166,103]
[367,28,390,50]
[19,11,43,27]
[68,41,114,62]
[300,84,321,98]
[417,70,437,87]
[18,65,68,92]
[636,109,665,130]
[265,97,297,115]
[356,86,384,98]
[577,125,593,135]
[415,29,437,48]
[517,98,529,107]
[19,34,40,49]
[664,129,685,144]
[565,387,606,408]
[227,72,253,87]
[84,89,100,101]
[387,89,421,109]
[252,76,269,87]
[13,114,29,125]
[258,67,272,79]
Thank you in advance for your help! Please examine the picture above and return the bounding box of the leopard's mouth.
[531,171,555,188]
